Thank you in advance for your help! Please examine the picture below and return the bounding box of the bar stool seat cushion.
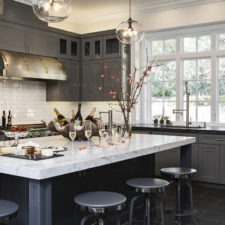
[74,191,126,209]
[161,167,197,176]
[127,178,169,190]
[0,200,19,218]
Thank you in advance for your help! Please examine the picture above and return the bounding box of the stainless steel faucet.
[99,110,113,134]
[173,81,192,127]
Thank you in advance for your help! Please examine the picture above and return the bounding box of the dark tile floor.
[125,183,225,225]
[163,183,225,225]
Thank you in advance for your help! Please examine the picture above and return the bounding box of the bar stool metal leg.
[160,191,165,225]
[81,214,95,225]
[115,214,121,225]
[145,195,151,225]
[129,195,143,225]
[97,217,104,225]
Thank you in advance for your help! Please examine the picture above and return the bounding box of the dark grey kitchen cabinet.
[28,30,58,57]
[58,35,80,60]
[0,22,26,53]
[103,34,121,58]
[82,37,103,61]
[198,144,220,183]
[103,58,123,101]
[46,60,80,101]
[220,146,225,184]
[81,61,93,101]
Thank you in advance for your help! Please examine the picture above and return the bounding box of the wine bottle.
[71,109,76,123]
[75,103,83,126]
[85,107,97,123]
[2,111,6,128]
[7,110,12,129]
[54,108,69,126]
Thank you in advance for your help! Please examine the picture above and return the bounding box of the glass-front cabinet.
[58,35,80,59]
[82,37,103,60]
[103,34,121,58]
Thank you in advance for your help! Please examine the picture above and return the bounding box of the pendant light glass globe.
[116,18,144,45]
[32,0,72,23]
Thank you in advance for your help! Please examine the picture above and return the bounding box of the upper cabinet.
[0,23,27,53]
[82,37,103,61]
[28,30,57,57]
[103,34,120,59]
[58,35,80,60]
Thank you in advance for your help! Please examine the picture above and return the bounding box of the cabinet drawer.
[199,134,225,145]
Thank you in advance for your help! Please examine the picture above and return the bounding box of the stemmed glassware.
[85,121,92,150]
[69,124,76,152]
[112,124,117,141]
[98,120,105,146]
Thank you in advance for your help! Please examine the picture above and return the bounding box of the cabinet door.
[220,146,225,184]
[93,37,103,60]
[191,144,199,181]
[82,38,92,61]
[198,144,220,183]
[0,23,26,52]
[103,34,121,58]
[28,30,57,57]
[103,58,122,101]
[81,61,93,101]
[69,38,80,60]
[58,35,69,59]
[92,60,104,101]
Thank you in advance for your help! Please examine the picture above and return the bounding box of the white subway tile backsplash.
[0,80,124,125]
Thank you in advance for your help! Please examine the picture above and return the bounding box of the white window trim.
[136,22,225,125]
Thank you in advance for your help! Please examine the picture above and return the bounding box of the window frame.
[139,23,225,125]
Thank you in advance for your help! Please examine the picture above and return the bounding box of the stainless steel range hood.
[0,50,67,81]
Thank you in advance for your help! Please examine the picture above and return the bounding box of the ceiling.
[15,0,223,24]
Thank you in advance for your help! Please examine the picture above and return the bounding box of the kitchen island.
[0,134,195,225]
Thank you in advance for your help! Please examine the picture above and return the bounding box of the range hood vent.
[0,50,67,81]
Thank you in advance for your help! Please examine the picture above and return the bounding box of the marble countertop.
[133,124,225,134]
[0,134,195,180]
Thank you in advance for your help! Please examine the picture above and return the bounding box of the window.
[151,61,176,121]
[183,58,211,122]
[183,35,211,53]
[152,39,176,55]
[138,24,225,124]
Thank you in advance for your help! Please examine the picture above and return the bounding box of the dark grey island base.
[0,145,192,225]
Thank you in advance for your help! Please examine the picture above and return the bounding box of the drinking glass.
[85,121,92,150]
[69,124,76,152]
[112,124,117,141]
[98,120,105,145]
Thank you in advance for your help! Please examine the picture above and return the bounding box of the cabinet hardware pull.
[216,139,225,141]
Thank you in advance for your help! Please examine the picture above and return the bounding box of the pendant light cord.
[129,0,131,19]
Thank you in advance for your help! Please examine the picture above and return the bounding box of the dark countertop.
[133,123,225,135]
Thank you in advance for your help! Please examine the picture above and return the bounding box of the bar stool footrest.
[174,209,197,217]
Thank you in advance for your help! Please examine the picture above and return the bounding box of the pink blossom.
[113,91,117,95]
[109,91,113,95]
[117,78,121,82]
[98,87,102,91]
[111,75,115,79]
[123,67,127,71]
[101,74,105,78]
[126,93,129,96]
[147,66,152,71]
[104,65,108,70]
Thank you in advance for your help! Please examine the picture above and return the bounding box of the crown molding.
[14,0,225,24]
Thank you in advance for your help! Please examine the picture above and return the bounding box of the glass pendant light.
[32,0,72,23]
[116,0,144,45]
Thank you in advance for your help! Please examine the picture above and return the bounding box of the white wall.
[0,80,123,125]
[49,1,225,34]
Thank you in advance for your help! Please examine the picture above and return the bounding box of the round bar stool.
[74,191,126,225]
[0,200,19,225]
[160,167,198,225]
[126,178,169,225]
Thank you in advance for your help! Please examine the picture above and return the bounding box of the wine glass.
[112,124,117,141]
[85,121,92,150]
[98,120,105,145]
[69,124,76,152]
